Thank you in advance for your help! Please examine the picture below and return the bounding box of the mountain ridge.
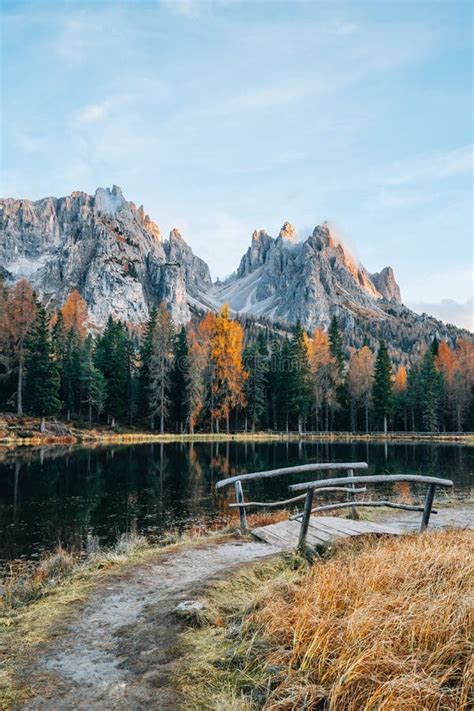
[1,186,471,360]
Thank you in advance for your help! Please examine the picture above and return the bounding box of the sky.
[1,0,473,330]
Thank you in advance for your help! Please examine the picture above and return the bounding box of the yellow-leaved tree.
[210,304,247,433]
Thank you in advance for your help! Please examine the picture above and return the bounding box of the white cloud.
[384,145,473,186]
[407,297,474,332]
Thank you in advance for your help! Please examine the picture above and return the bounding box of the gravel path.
[21,540,282,711]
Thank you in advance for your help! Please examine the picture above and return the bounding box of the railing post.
[347,468,359,520]
[234,480,248,534]
[420,483,436,532]
[298,489,314,550]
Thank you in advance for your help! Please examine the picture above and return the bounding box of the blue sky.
[1,0,472,329]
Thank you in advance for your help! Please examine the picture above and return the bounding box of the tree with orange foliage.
[310,328,340,431]
[210,305,247,433]
[346,346,375,431]
[60,290,88,338]
[0,279,37,414]
[187,312,216,433]
[449,339,474,430]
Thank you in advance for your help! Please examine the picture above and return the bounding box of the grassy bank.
[1,414,472,449]
[180,529,473,710]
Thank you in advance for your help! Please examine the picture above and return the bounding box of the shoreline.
[1,415,472,450]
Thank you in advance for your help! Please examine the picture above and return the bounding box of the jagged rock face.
[0,187,211,326]
[211,223,401,332]
[370,267,401,303]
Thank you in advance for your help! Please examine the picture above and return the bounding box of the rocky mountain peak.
[94,186,125,216]
[370,266,401,303]
[0,187,209,326]
[278,221,297,242]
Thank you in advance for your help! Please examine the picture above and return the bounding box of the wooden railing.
[216,462,369,533]
[216,463,454,545]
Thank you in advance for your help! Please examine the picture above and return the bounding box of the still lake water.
[0,440,472,564]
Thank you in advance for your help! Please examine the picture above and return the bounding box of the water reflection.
[0,440,471,563]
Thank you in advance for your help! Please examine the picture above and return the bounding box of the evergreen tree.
[170,325,190,432]
[328,315,344,375]
[138,307,157,420]
[244,338,268,432]
[288,321,312,433]
[80,335,107,426]
[62,328,82,419]
[419,349,443,432]
[430,336,440,357]
[94,317,128,424]
[148,304,175,432]
[372,340,393,433]
[25,304,61,418]
[275,337,292,431]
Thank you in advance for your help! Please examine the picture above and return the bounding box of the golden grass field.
[180,529,473,710]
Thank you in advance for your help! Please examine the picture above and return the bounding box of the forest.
[1,279,473,434]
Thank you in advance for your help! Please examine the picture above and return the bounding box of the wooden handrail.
[216,462,368,489]
[228,487,367,509]
[289,474,454,492]
[291,474,453,548]
[290,500,439,520]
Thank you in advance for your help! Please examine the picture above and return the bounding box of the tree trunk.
[40,416,46,433]
[383,415,387,434]
[216,418,220,434]
[89,403,92,429]
[226,414,230,434]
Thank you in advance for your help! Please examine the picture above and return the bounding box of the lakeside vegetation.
[180,530,473,710]
[1,281,473,439]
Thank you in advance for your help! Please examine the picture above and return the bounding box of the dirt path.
[21,540,283,711]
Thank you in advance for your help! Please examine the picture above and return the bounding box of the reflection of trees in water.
[1,442,471,562]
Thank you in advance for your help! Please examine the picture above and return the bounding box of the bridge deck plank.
[252,515,403,551]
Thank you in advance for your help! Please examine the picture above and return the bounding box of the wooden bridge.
[216,462,454,552]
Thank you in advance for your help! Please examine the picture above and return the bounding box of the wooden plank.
[252,526,294,549]
[309,516,388,537]
[289,474,454,492]
[216,462,368,489]
[306,520,341,543]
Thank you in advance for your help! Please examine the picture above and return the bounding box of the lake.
[0,440,472,564]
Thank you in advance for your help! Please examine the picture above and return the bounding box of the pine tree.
[372,340,393,433]
[170,325,190,432]
[328,315,344,375]
[244,339,268,432]
[94,317,128,424]
[419,349,443,432]
[288,321,312,433]
[148,304,175,432]
[138,307,157,420]
[81,335,107,426]
[25,304,61,418]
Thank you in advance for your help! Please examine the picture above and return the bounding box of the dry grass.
[180,529,474,710]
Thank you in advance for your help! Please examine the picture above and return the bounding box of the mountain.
[210,222,400,330]
[0,187,470,358]
[0,186,211,326]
